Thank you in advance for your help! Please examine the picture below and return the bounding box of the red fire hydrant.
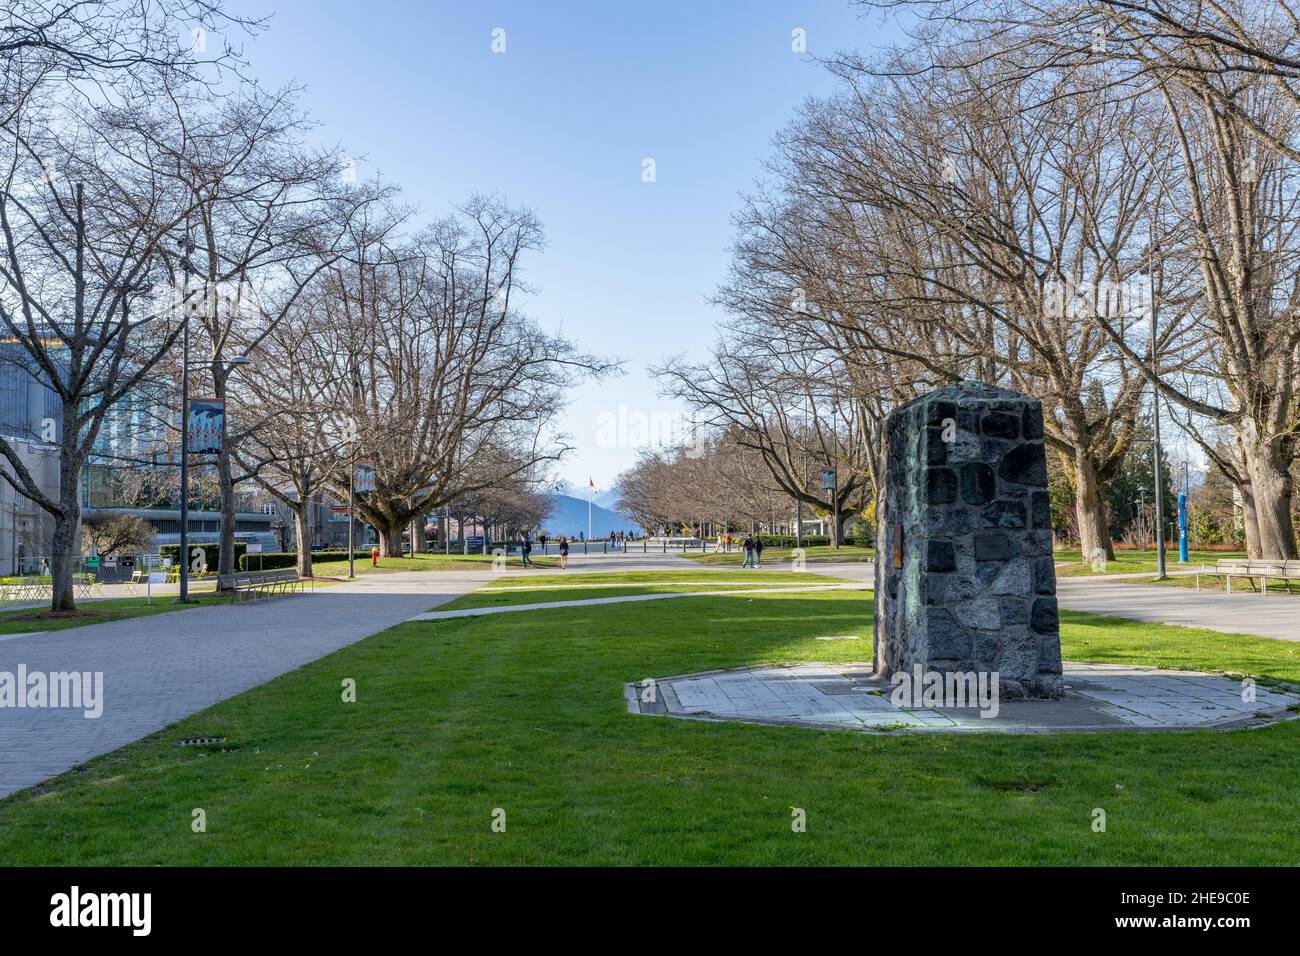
[370,546,379,567]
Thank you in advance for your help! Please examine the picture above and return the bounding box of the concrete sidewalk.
[1054,578,1300,642]
[750,559,1300,643]
[0,572,480,798]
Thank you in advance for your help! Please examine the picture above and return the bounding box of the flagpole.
[588,481,593,541]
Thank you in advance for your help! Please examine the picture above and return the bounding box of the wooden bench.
[217,569,305,601]
[1197,558,1300,594]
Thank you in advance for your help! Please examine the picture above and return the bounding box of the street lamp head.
[227,355,252,368]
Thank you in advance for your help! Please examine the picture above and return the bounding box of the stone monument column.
[873,382,1063,699]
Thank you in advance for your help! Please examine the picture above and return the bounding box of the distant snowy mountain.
[592,489,622,509]
[541,494,637,537]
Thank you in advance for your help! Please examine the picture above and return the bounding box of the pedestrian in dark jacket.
[742,535,755,568]
[754,536,764,567]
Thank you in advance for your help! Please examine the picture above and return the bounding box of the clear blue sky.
[238,0,905,490]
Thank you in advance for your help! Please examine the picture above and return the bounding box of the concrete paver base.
[627,661,1300,734]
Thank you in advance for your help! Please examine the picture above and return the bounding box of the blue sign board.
[188,398,224,455]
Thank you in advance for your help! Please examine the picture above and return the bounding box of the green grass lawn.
[454,570,854,610]
[0,592,235,635]
[2,586,1297,866]
[310,552,561,577]
[1053,548,1300,594]
[1054,549,1243,577]
[479,569,846,589]
[687,544,875,567]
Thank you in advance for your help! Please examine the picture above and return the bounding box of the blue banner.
[354,460,375,494]
[188,399,224,455]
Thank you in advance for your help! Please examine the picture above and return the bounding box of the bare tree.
[0,75,198,609]
[134,80,383,578]
[870,0,1300,557]
[229,289,349,577]
[315,197,615,555]
[81,513,152,556]
[1,0,260,79]
[726,40,1175,560]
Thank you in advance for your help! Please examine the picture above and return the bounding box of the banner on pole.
[188,398,225,455]
[354,459,376,494]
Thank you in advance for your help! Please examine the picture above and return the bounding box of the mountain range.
[541,493,635,537]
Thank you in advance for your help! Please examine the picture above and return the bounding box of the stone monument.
[873,381,1063,699]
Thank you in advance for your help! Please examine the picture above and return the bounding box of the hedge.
[238,549,372,571]
[732,534,876,549]
[159,542,246,571]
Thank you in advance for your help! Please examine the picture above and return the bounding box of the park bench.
[217,569,306,602]
[1196,558,1300,594]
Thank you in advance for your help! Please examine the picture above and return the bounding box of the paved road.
[1053,579,1300,642]
[0,573,480,798]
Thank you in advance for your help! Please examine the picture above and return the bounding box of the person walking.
[558,536,569,569]
[742,535,755,568]
[521,535,534,568]
[539,533,548,555]
[754,535,764,567]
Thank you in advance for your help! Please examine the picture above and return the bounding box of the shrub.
[238,550,372,571]
[159,542,246,571]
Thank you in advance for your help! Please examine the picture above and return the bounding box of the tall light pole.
[1178,460,1190,563]
[177,237,195,603]
[347,364,362,580]
[347,445,355,579]
[1149,250,1167,581]
[178,353,250,602]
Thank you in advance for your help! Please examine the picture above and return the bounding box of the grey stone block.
[874,381,1064,700]
[954,598,1000,630]
[960,462,996,505]
[926,467,958,504]
[998,443,1049,487]
[926,539,956,573]
[926,608,972,659]
[974,532,1012,561]
[991,560,1032,595]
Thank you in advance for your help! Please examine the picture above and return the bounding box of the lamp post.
[1178,461,1190,563]
[177,351,251,603]
[347,448,355,579]
[1151,363,1168,579]
[346,364,364,580]
[1147,239,1167,581]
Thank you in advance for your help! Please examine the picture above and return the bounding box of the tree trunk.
[412,519,426,553]
[1074,452,1115,563]
[293,505,313,577]
[50,433,83,611]
[379,522,404,557]
[215,371,237,580]
[1241,444,1297,560]
[49,497,79,612]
